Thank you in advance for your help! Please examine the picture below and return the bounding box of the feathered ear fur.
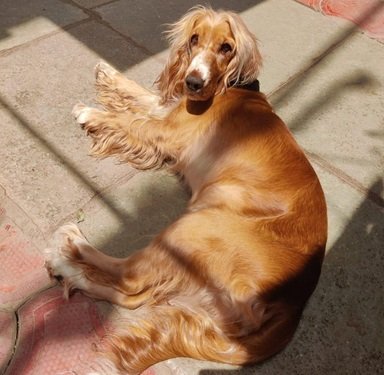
[222,12,262,89]
[155,7,207,104]
[155,7,262,103]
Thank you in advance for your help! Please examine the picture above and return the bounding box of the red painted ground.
[0,207,163,374]
[0,216,51,309]
[296,0,384,42]
[6,288,107,375]
[0,310,15,372]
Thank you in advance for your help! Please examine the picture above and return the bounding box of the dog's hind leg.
[44,223,178,309]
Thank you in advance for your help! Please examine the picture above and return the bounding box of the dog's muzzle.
[185,74,205,92]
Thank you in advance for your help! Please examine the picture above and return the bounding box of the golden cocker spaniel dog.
[45,6,327,375]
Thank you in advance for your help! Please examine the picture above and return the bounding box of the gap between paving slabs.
[0,192,52,298]
[4,287,109,375]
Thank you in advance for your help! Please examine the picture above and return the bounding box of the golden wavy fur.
[45,6,327,375]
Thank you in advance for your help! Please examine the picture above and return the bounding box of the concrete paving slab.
[95,0,264,55]
[0,187,51,310]
[0,310,16,374]
[5,287,107,375]
[0,186,45,250]
[242,0,353,94]
[95,0,357,95]
[270,30,384,200]
[70,170,189,258]
[0,0,87,51]
[0,20,166,234]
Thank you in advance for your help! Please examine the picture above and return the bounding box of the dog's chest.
[180,134,216,192]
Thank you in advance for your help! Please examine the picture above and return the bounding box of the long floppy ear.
[155,7,208,104]
[222,12,262,88]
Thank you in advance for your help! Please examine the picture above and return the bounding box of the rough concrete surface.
[0,0,383,374]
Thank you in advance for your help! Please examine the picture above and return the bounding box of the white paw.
[72,103,94,125]
[44,223,90,297]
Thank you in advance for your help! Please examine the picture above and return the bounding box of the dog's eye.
[190,34,199,46]
[220,43,232,54]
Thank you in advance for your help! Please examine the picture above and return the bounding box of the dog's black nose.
[186,75,204,92]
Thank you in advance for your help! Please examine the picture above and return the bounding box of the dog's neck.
[184,79,260,114]
[186,97,214,115]
[229,79,260,92]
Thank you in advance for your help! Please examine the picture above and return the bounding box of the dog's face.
[156,8,262,103]
[185,19,236,101]
[157,7,261,103]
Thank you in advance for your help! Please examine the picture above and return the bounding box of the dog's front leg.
[95,62,164,116]
[73,103,178,169]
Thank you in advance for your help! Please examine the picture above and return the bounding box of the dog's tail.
[97,299,299,375]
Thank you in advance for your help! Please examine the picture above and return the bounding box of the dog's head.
[156,7,262,103]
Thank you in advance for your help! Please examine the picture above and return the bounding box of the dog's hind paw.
[44,223,90,298]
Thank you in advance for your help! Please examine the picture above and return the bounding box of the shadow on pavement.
[86,171,190,258]
[269,0,384,110]
[0,0,265,70]
[0,93,129,225]
[282,71,378,133]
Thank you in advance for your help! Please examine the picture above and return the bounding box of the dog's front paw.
[72,103,105,136]
[44,223,90,298]
[72,103,94,126]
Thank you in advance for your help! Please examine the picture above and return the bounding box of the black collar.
[229,79,260,92]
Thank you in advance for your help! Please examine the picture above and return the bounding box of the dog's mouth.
[184,75,216,102]
[185,89,213,102]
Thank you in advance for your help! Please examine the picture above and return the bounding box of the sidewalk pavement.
[0,0,383,374]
